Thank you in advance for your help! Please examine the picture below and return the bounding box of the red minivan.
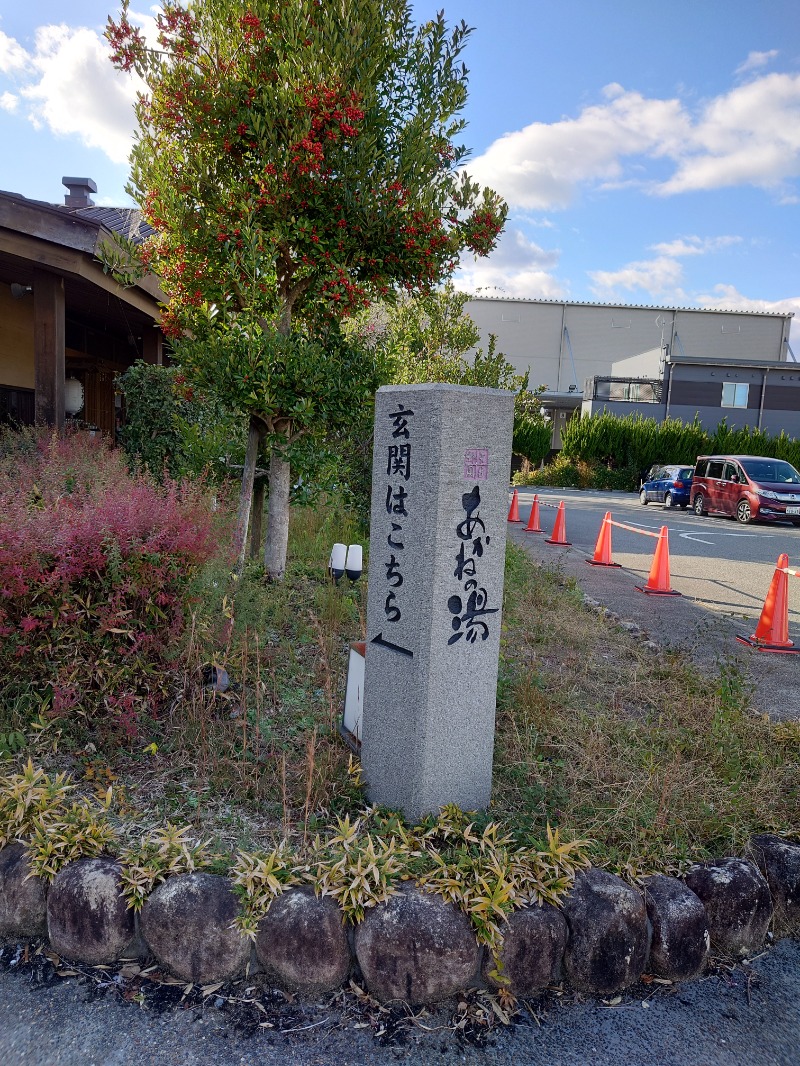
[691,455,800,525]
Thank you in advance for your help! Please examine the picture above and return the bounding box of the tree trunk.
[233,415,262,576]
[263,449,292,581]
[250,475,266,559]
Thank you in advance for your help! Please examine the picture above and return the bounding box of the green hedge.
[560,413,800,477]
[512,412,800,492]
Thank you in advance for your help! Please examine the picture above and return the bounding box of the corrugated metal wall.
[465,298,790,392]
[674,310,786,362]
[466,300,563,386]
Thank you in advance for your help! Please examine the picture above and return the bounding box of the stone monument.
[361,383,514,820]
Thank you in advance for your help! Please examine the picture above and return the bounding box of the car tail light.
[674,480,684,488]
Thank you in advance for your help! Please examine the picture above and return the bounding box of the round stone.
[684,857,772,956]
[140,873,250,984]
[747,834,800,934]
[47,858,134,965]
[0,844,48,938]
[353,886,480,1004]
[561,869,649,995]
[482,903,567,995]
[255,888,350,992]
[643,874,710,980]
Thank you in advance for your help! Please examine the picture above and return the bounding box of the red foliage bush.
[0,429,225,739]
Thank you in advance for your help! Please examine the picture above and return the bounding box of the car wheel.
[693,494,706,516]
[639,490,648,505]
[663,492,674,509]
[736,499,752,524]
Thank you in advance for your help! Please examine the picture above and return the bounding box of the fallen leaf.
[201,982,224,997]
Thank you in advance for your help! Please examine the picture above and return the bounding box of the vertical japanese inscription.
[447,483,499,645]
[371,403,415,658]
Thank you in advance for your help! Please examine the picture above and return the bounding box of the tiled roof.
[72,206,154,243]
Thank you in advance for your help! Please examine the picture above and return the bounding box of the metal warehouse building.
[465,297,796,448]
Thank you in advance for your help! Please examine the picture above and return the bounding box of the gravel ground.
[0,938,798,1065]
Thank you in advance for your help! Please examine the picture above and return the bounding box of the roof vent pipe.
[62,177,97,209]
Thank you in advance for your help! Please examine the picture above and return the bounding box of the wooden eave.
[0,190,164,322]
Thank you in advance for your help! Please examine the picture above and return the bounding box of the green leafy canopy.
[106,0,507,575]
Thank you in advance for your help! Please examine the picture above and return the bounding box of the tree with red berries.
[107,0,507,579]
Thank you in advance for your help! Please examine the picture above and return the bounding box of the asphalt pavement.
[0,937,798,1065]
[513,487,800,625]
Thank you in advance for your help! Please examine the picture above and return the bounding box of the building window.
[593,378,662,403]
[722,382,749,408]
[0,386,35,426]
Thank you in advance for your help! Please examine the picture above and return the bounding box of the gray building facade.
[465,297,796,446]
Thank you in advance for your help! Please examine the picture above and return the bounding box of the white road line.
[678,531,774,542]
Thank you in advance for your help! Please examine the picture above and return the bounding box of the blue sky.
[1,1,799,338]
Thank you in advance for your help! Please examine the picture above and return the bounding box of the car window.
[706,460,725,480]
[694,460,707,477]
[723,462,740,481]
[677,468,693,480]
[740,458,800,484]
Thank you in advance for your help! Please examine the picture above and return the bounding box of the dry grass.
[492,543,800,873]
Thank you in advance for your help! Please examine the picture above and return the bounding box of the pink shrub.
[0,429,227,740]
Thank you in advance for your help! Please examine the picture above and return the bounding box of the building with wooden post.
[0,177,163,435]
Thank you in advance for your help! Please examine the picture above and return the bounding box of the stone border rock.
[2,837,799,1004]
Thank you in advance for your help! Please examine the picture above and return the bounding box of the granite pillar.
[362,384,514,820]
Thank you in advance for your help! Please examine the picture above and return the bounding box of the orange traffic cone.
[545,501,571,546]
[635,526,680,596]
[587,512,620,567]
[736,554,798,653]
[524,494,543,533]
[507,489,522,523]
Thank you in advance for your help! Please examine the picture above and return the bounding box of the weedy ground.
[1,501,798,872]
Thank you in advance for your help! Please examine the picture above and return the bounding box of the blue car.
[639,464,693,509]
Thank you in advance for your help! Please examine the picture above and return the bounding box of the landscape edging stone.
[0,836,789,1004]
[0,843,48,939]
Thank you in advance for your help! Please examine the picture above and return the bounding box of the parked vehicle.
[639,464,694,509]
[690,455,800,525]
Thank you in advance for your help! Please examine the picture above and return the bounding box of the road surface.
[1,938,798,1065]
[514,487,800,625]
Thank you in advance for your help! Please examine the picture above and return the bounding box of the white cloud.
[19,25,141,165]
[656,73,800,195]
[468,72,800,209]
[697,283,800,317]
[588,234,742,302]
[0,22,143,165]
[650,235,742,257]
[0,30,30,74]
[454,227,565,299]
[589,256,687,301]
[466,87,689,210]
[735,50,778,76]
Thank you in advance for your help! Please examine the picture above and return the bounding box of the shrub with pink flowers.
[0,428,225,741]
